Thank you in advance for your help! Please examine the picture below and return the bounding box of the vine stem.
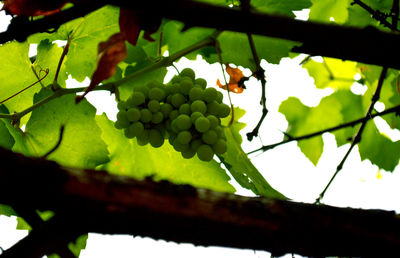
[316,66,388,204]
[0,32,219,120]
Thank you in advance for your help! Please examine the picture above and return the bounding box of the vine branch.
[247,102,400,155]
[351,0,398,30]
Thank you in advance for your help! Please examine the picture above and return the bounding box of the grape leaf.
[68,234,88,257]
[303,58,358,89]
[0,204,17,217]
[251,0,312,17]
[163,21,215,60]
[220,107,287,199]
[25,89,109,168]
[279,96,343,165]
[96,114,235,193]
[309,0,349,24]
[34,39,68,87]
[0,42,39,123]
[378,71,400,130]
[216,64,245,93]
[358,122,400,172]
[207,32,298,70]
[0,120,15,150]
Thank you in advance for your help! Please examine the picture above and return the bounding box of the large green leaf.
[96,114,235,193]
[279,96,343,165]
[0,120,15,150]
[206,32,298,70]
[379,71,400,130]
[358,122,400,171]
[303,58,358,89]
[220,107,287,199]
[309,0,350,24]
[24,89,109,168]
[0,42,38,120]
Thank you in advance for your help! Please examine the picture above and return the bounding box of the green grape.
[117,111,129,126]
[191,100,207,114]
[130,121,145,137]
[171,93,186,108]
[195,78,207,89]
[218,103,231,118]
[169,110,180,120]
[197,144,214,162]
[179,103,191,115]
[154,123,167,137]
[149,87,166,101]
[189,87,203,101]
[160,103,173,117]
[114,120,127,129]
[206,115,219,129]
[168,131,177,143]
[137,129,150,146]
[181,149,196,159]
[172,140,190,153]
[131,91,146,106]
[171,119,180,133]
[140,109,152,123]
[180,68,195,81]
[117,101,128,111]
[195,117,210,133]
[135,85,149,97]
[166,94,172,104]
[125,96,136,108]
[203,87,218,103]
[147,80,163,89]
[148,100,160,112]
[190,138,203,151]
[149,129,164,148]
[202,129,218,144]
[127,108,141,122]
[213,139,227,155]
[175,114,192,130]
[124,127,135,139]
[179,79,193,95]
[177,130,192,145]
[171,75,182,84]
[214,126,226,139]
[151,111,164,124]
[216,91,223,103]
[191,112,203,123]
[207,101,220,116]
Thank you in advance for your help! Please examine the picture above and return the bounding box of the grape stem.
[0,32,220,121]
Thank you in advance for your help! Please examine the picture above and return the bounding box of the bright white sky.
[1,6,400,258]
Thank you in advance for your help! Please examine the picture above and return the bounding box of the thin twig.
[316,66,388,204]
[42,125,65,158]
[247,102,400,155]
[351,0,398,30]
[53,40,70,87]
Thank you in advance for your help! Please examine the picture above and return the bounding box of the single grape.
[202,129,218,144]
[151,111,164,124]
[127,108,141,122]
[216,91,223,103]
[181,149,196,159]
[140,109,152,123]
[179,103,191,115]
[124,127,135,139]
[171,119,180,133]
[116,111,129,126]
[179,79,193,95]
[189,87,203,101]
[218,103,231,118]
[207,101,220,116]
[149,129,164,148]
[114,120,126,129]
[160,103,173,117]
[191,100,207,114]
[213,139,227,155]
[147,80,163,89]
[131,91,146,106]
[175,114,192,130]
[206,115,219,129]
[190,139,203,152]
[197,144,214,161]
[169,110,180,121]
[180,68,195,81]
[172,140,190,153]
[147,100,160,112]
[148,87,165,101]
[214,125,226,139]
[203,87,218,103]
[135,85,149,97]
[190,112,203,123]
[195,78,207,89]
[136,129,150,146]
[195,117,210,133]
[117,101,128,111]
[131,121,145,136]
[177,130,192,145]
[125,96,136,108]
[171,93,186,108]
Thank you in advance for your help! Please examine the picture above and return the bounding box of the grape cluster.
[115,68,230,161]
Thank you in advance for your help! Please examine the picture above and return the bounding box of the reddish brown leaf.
[217,64,245,94]
[76,33,127,103]
[2,0,68,16]
[119,8,141,46]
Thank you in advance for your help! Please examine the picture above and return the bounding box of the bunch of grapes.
[115,68,231,162]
